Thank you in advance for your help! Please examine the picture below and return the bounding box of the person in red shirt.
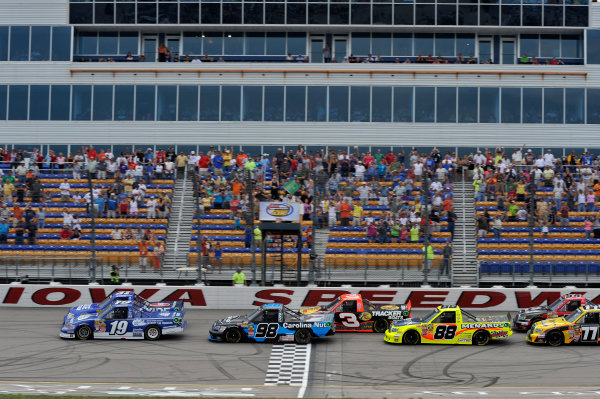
[139,239,149,272]
[85,146,97,160]
[384,151,396,165]
[340,200,352,226]
[229,198,240,218]
[198,152,211,176]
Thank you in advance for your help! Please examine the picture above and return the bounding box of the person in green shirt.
[110,265,120,284]
[390,221,401,243]
[422,243,435,271]
[410,224,420,242]
[520,53,530,64]
[232,267,246,286]
[253,226,262,248]
[508,201,519,221]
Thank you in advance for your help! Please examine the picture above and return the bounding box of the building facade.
[0,0,600,154]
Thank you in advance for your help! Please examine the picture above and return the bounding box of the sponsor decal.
[159,312,171,317]
[458,336,471,343]
[133,328,143,337]
[94,320,106,332]
[282,322,331,329]
[462,323,510,329]
[491,331,509,338]
[299,306,322,315]
[264,203,294,217]
[132,319,147,327]
[78,314,92,321]
[76,304,92,311]
[371,310,408,319]
[279,335,295,342]
[247,326,255,336]
[151,303,170,307]
[381,305,399,310]
[360,312,372,321]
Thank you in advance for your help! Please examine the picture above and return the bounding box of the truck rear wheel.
[144,325,162,341]
[294,329,312,345]
[472,330,491,346]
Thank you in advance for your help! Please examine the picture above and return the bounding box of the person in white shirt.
[62,209,73,228]
[413,161,424,180]
[512,145,525,169]
[473,151,486,166]
[134,164,144,181]
[72,215,82,231]
[146,197,157,219]
[164,160,174,178]
[430,180,442,192]
[534,155,545,169]
[355,163,366,181]
[59,179,71,202]
[110,228,122,240]
[357,183,370,206]
[191,57,202,63]
[155,163,164,179]
[543,149,555,167]
[107,160,117,178]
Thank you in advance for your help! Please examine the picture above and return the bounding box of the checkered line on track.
[264,344,311,386]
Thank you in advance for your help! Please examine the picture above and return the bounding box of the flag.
[283,180,300,194]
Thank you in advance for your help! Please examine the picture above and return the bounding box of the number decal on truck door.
[433,325,457,340]
[339,313,360,327]
[109,321,128,335]
[581,326,598,342]
[255,323,279,338]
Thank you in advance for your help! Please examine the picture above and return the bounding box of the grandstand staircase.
[163,176,195,270]
[450,180,479,286]
[311,228,329,282]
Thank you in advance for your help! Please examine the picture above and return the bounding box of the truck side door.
[104,306,131,338]
[428,310,459,343]
[337,300,360,328]
[578,312,600,343]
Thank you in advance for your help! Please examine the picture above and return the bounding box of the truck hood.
[65,303,102,321]
[516,306,550,319]
[391,317,422,327]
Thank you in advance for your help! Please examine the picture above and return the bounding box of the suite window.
[222,3,242,24]
[394,5,414,25]
[51,86,71,121]
[116,3,136,24]
[480,5,499,25]
[135,86,156,121]
[243,86,263,121]
[9,86,28,120]
[565,88,584,124]
[95,2,115,23]
[78,32,97,55]
[52,27,72,61]
[393,87,413,122]
[265,4,285,24]
[372,34,391,57]
[137,3,157,24]
[351,86,370,122]
[372,87,392,122]
[393,33,412,56]
[587,89,600,124]
[157,86,177,122]
[456,34,475,57]
[459,5,478,25]
[0,86,6,120]
[330,4,350,24]
[352,34,370,55]
[180,3,200,24]
[0,27,7,61]
[437,4,457,25]
[543,5,563,26]
[373,4,392,24]
[306,86,327,122]
[286,86,306,122]
[415,87,435,123]
[540,34,560,57]
[436,87,456,123]
[70,3,94,24]
[99,32,119,55]
[246,33,265,55]
[479,88,499,123]
[544,88,563,124]
[501,88,521,123]
[159,2,178,23]
[10,26,30,61]
[178,86,199,121]
[565,6,588,27]
[329,86,348,122]
[415,4,435,25]
[522,5,542,25]
[29,86,49,121]
[435,34,454,57]
[309,4,328,24]
[200,86,220,121]
[183,33,203,55]
[114,85,134,121]
[201,3,221,24]
[523,88,542,123]
[520,34,538,57]
[224,33,243,55]
[266,33,286,55]
[221,86,241,121]
[288,33,306,55]
[414,34,433,56]
[30,26,51,61]
[204,34,223,55]
[458,87,477,123]
[501,5,520,26]
[245,3,264,24]
[287,4,306,24]
[93,85,114,121]
[264,86,284,121]
[72,85,92,121]
[561,34,581,58]
[587,30,600,64]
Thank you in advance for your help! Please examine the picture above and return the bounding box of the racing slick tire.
[75,325,93,340]
[144,325,162,341]
[294,329,312,345]
[472,330,491,346]
[402,330,421,345]
[530,317,543,326]
[373,319,389,333]
[546,330,564,347]
[224,328,242,343]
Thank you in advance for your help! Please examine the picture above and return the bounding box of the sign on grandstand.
[259,202,301,222]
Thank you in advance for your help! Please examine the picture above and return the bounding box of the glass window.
[200,86,220,121]
[352,34,370,55]
[183,33,203,55]
[437,4,457,25]
[456,34,475,57]
[204,34,223,55]
[224,33,243,55]
[70,3,93,24]
[0,85,6,120]
[372,34,391,56]
[92,85,113,121]
[544,6,563,26]
[287,4,307,24]
[221,86,241,121]
[286,86,306,122]
[30,26,50,61]
[587,31,600,64]
[245,33,265,55]
[501,88,521,123]
[78,32,97,55]
[29,85,49,121]
[480,5,499,25]
[0,27,7,61]
[435,34,454,57]
[372,87,392,122]
[159,3,178,24]
[266,33,286,55]
[329,86,348,122]
[51,85,70,121]
[393,87,413,122]
[459,5,478,25]
[309,4,328,24]
[288,33,306,55]
[99,32,118,55]
[587,89,600,124]
[178,86,198,121]
[180,3,200,24]
[414,34,434,57]
[264,86,284,121]
[436,87,456,123]
[330,4,350,25]
[479,87,499,123]
[222,3,242,24]
[393,33,412,56]
[245,3,264,24]
[114,85,134,121]
[95,2,114,24]
[565,6,588,27]
[201,3,221,24]
[458,87,478,123]
[522,5,542,26]
[415,87,434,123]
[307,86,327,122]
[544,88,563,124]
[157,86,176,122]
[351,4,371,24]
[116,3,136,24]
[540,34,560,57]
[351,86,370,122]
[265,4,285,24]
[135,86,155,121]
[243,86,263,121]
[394,5,414,25]
[52,27,71,61]
[520,34,539,57]
[72,85,91,121]
[10,26,30,61]
[565,88,584,124]
[415,4,435,25]
[523,88,542,123]
[501,5,520,26]
[373,5,392,25]
[561,34,581,58]
[137,3,157,24]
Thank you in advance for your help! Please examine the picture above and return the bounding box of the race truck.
[60,291,187,340]
[384,305,512,345]
[209,303,335,344]
[513,294,590,331]
[300,294,412,333]
[527,304,600,346]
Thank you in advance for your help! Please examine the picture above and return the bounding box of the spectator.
[422,243,434,271]
[585,217,592,239]
[340,200,352,226]
[441,241,452,275]
[71,227,81,240]
[139,239,149,272]
[232,267,246,286]
[492,216,503,239]
[60,226,72,240]
[110,228,122,240]
[153,241,164,272]
[0,219,8,243]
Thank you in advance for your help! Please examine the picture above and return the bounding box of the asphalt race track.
[2,309,600,398]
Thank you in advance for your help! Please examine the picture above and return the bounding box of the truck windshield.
[548,298,564,311]
[423,309,440,323]
[324,298,342,311]
[565,308,584,323]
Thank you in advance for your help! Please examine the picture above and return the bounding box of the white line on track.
[296,343,312,399]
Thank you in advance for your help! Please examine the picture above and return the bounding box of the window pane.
[372,34,391,56]
[204,34,223,55]
[224,33,243,55]
[287,4,306,24]
[393,87,413,122]
[157,86,176,121]
[501,87,521,123]
[480,5,499,25]
[458,87,477,123]
[77,32,97,55]
[265,4,285,24]
[587,30,600,64]
[178,86,198,121]
[565,88,584,124]
[543,6,562,27]
[114,85,134,121]
[479,87,499,123]
[394,5,414,25]
[587,89,600,124]
[350,86,370,122]
[393,33,412,56]
[159,3,178,24]
[180,3,200,24]
[565,6,588,27]
[372,87,392,122]
[0,85,6,120]
[286,86,306,122]
[288,34,306,55]
[92,85,113,121]
[243,86,263,121]
[183,33,203,55]
[330,4,350,25]
[415,4,435,25]
[435,33,455,57]
[222,3,242,24]
[309,4,328,24]
[373,4,392,25]
[351,4,371,24]
[116,3,136,24]
[520,34,538,57]
[459,5,478,25]
[437,4,457,25]
[99,32,118,55]
[501,5,520,26]
[137,3,157,24]
[72,85,91,121]
[414,34,434,57]
[264,86,284,121]
[436,87,456,123]
[52,27,71,61]
[329,86,348,122]
[51,85,70,121]
[30,26,50,61]
[200,86,220,121]
[266,33,286,55]
[544,88,563,124]
[561,34,581,58]
[29,85,49,121]
[307,86,327,122]
[0,27,7,61]
[221,86,241,121]
[456,34,475,58]
[415,87,434,123]
[245,33,265,55]
[10,26,30,61]
[201,3,221,24]
[135,86,155,121]
[523,88,542,123]
[95,2,114,23]
[540,34,560,57]
[70,3,93,24]
[352,34,370,56]
[244,3,264,24]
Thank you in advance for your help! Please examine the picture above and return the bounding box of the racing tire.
[472,330,491,346]
[75,325,93,340]
[294,329,312,345]
[530,317,543,326]
[224,328,242,343]
[373,319,389,333]
[546,330,564,347]
[144,325,162,341]
[402,330,421,345]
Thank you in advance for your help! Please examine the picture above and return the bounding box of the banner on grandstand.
[1,285,599,311]
[259,202,301,222]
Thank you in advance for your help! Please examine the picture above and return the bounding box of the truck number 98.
[255,323,279,338]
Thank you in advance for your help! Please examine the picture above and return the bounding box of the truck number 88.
[433,325,457,340]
